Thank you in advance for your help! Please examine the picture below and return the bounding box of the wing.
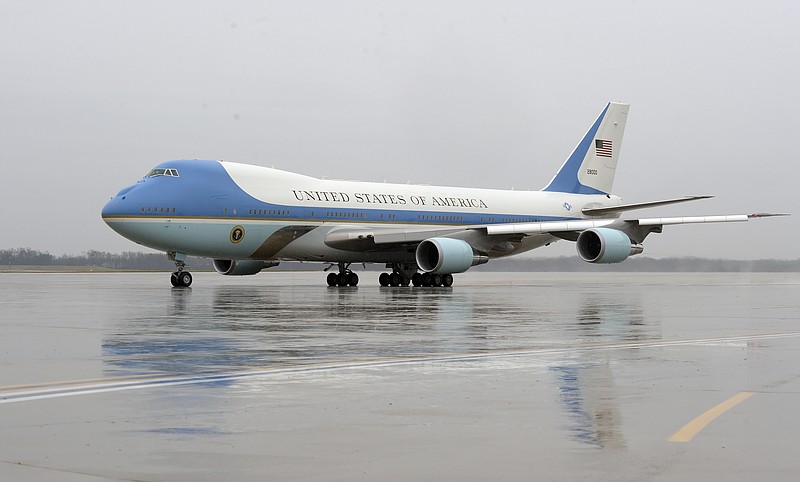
[324,213,788,252]
[487,212,788,243]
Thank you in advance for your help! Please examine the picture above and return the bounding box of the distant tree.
[1,248,798,272]
[0,248,54,265]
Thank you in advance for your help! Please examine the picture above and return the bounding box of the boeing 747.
[101,102,785,287]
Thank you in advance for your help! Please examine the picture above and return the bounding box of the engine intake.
[213,259,280,275]
[577,228,643,263]
[416,237,488,274]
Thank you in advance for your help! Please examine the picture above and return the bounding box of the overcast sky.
[1,0,797,259]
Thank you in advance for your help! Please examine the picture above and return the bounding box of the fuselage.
[101,160,622,263]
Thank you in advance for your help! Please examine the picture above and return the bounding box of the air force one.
[101,102,785,288]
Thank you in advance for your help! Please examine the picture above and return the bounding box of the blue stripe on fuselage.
[102,160,262,218]
[102,159,581,225]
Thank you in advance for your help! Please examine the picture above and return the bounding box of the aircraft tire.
[170,272,180,287]
[420,273,432,287]
[337,273,349,286]
[432,274,443,287]
[327,273,338,286]
[347,272,359,286]
[389,272,401,287]
[411,273,421,286]
[177,271,192,287]
[379,273,390,286]
[442,274,454,287]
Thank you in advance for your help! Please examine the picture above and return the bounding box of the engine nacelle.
[577,228,644,264]
[213,259,280,276]
[415,237,488,274]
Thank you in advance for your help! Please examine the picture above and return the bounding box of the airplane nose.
[102,196,125,221]
[101,183,140,219]
[101,197,118,218]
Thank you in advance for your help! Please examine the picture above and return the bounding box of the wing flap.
[373,227,471,244]
[634,213,788,226]
[324,226,468,250]
[485,219,617,235]
[634,215,749,226]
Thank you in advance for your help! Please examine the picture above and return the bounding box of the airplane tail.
[543,102,629,195]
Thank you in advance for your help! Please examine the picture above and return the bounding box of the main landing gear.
[378,263,455,288]
[379,271,454,287]
[324,263,455,288]
[169,254,192,288]
[326,262,359,287]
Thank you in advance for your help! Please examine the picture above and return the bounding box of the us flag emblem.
[595,139,612,157]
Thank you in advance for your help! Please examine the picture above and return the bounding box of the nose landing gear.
[168,252,192,287]
[170,270,193,287]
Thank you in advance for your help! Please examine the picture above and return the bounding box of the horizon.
[2,247,797,263]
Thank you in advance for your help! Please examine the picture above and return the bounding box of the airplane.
[101,102,785,288]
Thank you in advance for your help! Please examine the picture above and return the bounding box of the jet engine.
[415,237,488,274]
[212,259,280,275]
[576,228,643,263]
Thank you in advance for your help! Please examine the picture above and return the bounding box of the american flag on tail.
[595,139,612,157]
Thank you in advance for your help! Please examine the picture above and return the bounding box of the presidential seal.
[230,225,245,244]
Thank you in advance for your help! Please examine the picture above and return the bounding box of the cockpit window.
[146,168,180,178]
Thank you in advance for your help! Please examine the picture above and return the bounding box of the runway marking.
[1,332,797,405]
[668,392,755,443]
[0,373,163,391]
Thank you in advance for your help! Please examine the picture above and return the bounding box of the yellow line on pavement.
[0,374,161,392]
[669,392,755,442]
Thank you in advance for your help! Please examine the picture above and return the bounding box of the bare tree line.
[2,248,797,272]
[0,248,213,271]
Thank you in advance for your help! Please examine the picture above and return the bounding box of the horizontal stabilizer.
[582,195,714,216]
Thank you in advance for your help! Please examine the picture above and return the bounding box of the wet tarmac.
[1,271,799,481]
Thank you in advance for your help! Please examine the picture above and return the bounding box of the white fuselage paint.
[223,162,622,221]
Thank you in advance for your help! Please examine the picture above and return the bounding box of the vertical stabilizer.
[543,102,629,194]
